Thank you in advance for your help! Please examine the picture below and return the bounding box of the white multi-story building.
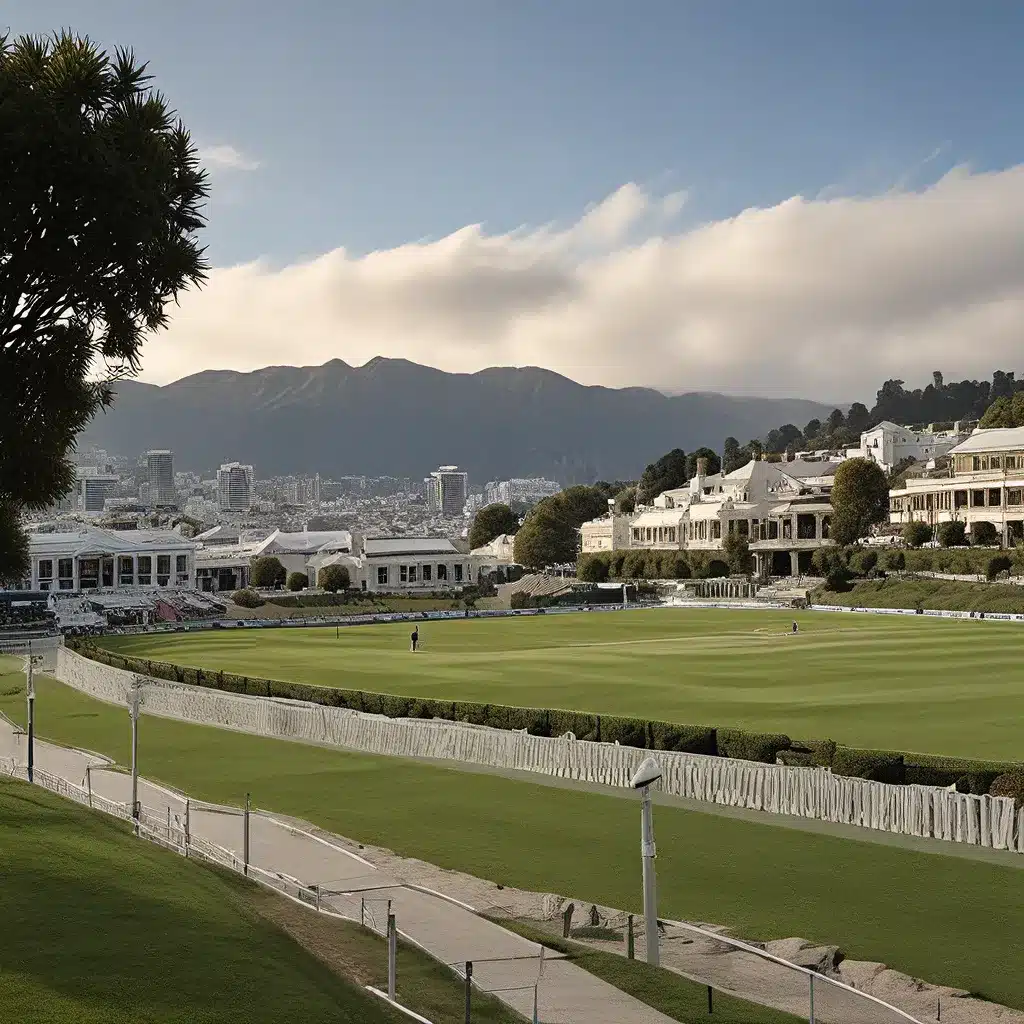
[889,426,1024,544]
[309,537,477,593]
[217,463,255,511]
[848,421,968,473]
[146,449,176,506]
[19,526,196,592]
[426,466,468,516]
[580,456,838,577]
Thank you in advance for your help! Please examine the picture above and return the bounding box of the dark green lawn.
[99,608,1024,760]
[0,774,409,1024]
[6,675,1024,1010]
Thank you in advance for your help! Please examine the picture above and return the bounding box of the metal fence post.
[85,764,92,808]
[809,973,815,1024]
[532,984,539,1024]
[707,985,713,1013]
[243,792,251,876]
[387,911,397,1000]
[627,914,634,959]
[360,897,365,928]
[464,961,473,1024]
[184,798,190,857]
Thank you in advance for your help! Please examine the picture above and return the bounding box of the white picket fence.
[56,647,1024,854]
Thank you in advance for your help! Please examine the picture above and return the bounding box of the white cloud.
[199,144,261,172]
[141,167,1024,400]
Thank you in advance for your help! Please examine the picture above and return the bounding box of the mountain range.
[80,358,837,484]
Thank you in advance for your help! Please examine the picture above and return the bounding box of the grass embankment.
[101,608,1024,761]
[1,774,414,1023]
[5,675,1024,1010]
[815,577,1024,614]
[492,918,802,1023]
[228,594,502,619]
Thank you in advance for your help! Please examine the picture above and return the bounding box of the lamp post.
[129,678,143,833]
[26,643,34,783]
[630,756,663,967]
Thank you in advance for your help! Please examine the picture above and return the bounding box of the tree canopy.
[687,447,722,478]
[318,564,350,592]
[829,458,890,545]
[0,33,208,583]
[250,556,286,589]
[980,392,1024,429]
[512,485,609,569]
[636,448,687,504]
[468,503,519,549]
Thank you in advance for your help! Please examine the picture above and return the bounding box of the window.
[972,490,986,507]
[118,556,134,586]
[101,558,114,588]
[973,456,982,471]
[1007,456,1018,471]
[400,565,408,583]
[989,489,1002,507]
[954,490,968,509]
[137,556,151,586]
[1008,489,1023,507]
[157,554,171,586]
[454,563,463,583]
[422,564,432,583]
[37,559,53,585]
[437,564,448,582]
[79,558,99,590]
[408,565,418,583]
[58,558,73,588]
[377,566,389,586]
[176,555,188,574]
[992,456,1003,470]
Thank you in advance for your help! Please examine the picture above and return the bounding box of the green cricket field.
[100,607,1024,760]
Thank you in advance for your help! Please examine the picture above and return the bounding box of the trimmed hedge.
[717,728,791,764]
[831,746,905,785]
[72,640,1024,790]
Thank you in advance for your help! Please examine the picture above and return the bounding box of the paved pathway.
[0,722,675,1024]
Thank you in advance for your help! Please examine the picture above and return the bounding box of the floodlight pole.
[129,679,142,833]
[26,643,35,783]
[640,782,660,967]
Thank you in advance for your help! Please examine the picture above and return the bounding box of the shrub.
[971,521,999,546]
[231,588,264,608]
[902,521,933,548]
[510,590,534,609]
[621,551,649,579]
[608,552,627,579]
[831,746,905,784]
[987,554,1012,580]
[318,564,351,592]
[597,715,650,748]
[989,771,1024,807]
[669,554,691,580]
[936,520,967,547]
[851,549,878,576]
[791,738,837,767]
[648,721,717,755]
[250,556,286,589]
[577,554,610,583]
[825,567,853,592]
[286,571,308,592]
[717,729,791,764]
[884,549,906,572]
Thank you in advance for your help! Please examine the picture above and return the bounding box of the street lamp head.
[630,756,663,790]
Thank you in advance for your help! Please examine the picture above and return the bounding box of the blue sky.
[9,1,1023,266]
[8,2,1024,396]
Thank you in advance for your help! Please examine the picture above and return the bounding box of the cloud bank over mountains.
[144,166,1024,400]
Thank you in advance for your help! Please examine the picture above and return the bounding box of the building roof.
[630,509,686,528]
[362,537,460,557]
[949,427,1024,455]
[254,529,352,556]
[28,526,195,558]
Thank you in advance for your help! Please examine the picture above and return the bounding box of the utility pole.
[129,679,143,834]
[26,643,34,783]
